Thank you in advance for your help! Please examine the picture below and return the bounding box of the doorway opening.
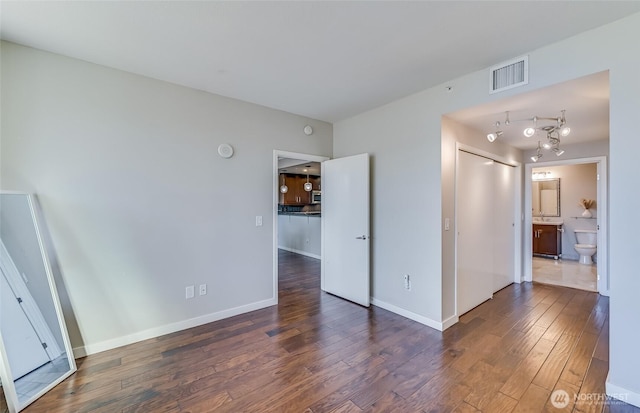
[524,157,608,294]
[272,150,328,302]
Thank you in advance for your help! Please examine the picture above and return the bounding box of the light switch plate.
[256,216,263,226]
[186,285,195,299]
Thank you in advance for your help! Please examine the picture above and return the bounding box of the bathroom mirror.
[532,178,560,217]
[0,192,76,413]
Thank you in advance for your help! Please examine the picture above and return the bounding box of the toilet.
[574,229,597,265]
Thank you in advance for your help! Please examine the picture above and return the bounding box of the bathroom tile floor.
[532,256,597,291]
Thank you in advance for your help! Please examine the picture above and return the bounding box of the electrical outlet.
[186,285,195,299]
[199,284,207,296]
[403,274,411,291]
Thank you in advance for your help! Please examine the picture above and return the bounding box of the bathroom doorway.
[524,157,607,294]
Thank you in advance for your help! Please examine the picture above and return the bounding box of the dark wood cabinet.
[310,176,321,191]
[279,174,311,205]
[533,224,562,259]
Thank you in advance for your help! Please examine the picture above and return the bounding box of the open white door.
[322,153,370,307]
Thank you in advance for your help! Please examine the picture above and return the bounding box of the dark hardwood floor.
[17,250,639,412]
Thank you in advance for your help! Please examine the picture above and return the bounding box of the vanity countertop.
[533,219,563,225]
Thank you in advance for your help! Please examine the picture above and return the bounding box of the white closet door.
[493,162,516,292]
[457,151,494,315]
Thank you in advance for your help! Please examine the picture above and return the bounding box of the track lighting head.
[487,130,503,142]
[523,127,536,138]
[531,141,543,162]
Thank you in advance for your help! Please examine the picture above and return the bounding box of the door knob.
[355,235,368,240]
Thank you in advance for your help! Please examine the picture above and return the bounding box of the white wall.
[0,41,333,355]
[334,13,640,404]
[277,215,321,259]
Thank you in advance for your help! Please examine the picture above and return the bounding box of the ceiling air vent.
[489,55,528,94]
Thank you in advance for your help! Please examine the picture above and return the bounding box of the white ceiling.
[447,71,610,150]
[2,1,639,126]
[278,159,321,176]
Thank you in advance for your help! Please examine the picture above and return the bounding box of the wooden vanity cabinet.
[533,224,562,259]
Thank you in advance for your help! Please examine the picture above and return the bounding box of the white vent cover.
[489,55,529,94]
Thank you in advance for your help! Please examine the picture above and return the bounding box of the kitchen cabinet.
[311,176,321,191]
[533,224,562,259]
[279,174,311,205]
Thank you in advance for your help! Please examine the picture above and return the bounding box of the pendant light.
[279,175,288,193]
[304,174,313,192]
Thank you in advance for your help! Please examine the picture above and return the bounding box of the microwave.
[311,190,321,204]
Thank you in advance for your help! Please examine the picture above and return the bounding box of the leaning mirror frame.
[0,192,76,413]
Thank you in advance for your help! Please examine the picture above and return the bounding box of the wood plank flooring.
[14,250,639,412]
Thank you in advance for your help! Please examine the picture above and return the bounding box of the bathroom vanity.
[533,223,563,259]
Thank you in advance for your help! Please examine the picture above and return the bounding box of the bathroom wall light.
[532,171,552,180]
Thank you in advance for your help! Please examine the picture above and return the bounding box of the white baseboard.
[441,314,459,330]
[278,246,320,260]
[370,297,453,331]
[72,297,277,358]
[606,376,640,408]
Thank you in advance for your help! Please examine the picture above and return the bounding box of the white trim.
[73,297,276,357]
[524,156,608,295]
[370,298,454,331]
[606,376,640,409]
[441,314,459,331]
[277,246,320,260]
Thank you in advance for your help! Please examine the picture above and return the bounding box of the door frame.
[272,150,329,303]
[523,156,608,295]
[454,143,523,316]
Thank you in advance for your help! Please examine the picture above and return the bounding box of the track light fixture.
[486,120,503,142]
[531,141,543,163]
[486,110,570,160]
[487,130,503,142]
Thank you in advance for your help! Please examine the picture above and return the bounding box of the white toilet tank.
[575,229,597,246]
